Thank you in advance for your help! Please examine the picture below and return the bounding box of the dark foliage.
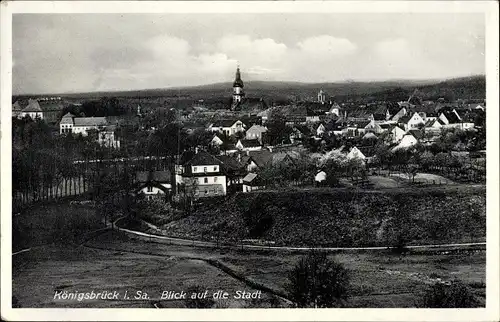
[287,251,350,308]
[420,280,480,308]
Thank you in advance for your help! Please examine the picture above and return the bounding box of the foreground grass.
[13,202,103,252]
[12,231,485,308]
[151,185,486,247]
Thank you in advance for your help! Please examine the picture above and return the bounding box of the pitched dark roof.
[12,101,22,111]
[21,99,42,112]
[185,150,223,166]
[74,117,107,127]
[247,150,273,168]
[136,171,172,184]
[239,139,261,148]
[398,115,411,124]
[407,129,424,139]
[212,119,244,128]
[216,155,246,172]
[441,111,462,124]
[372,113,386,121]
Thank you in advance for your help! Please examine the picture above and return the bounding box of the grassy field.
[12,202,103,252]
[12,230,485,308]
[150,185,486,248]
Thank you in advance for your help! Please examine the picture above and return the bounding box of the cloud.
[12,14,485,94]
[297,35,357,57]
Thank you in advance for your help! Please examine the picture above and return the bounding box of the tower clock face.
[234,87,242,94]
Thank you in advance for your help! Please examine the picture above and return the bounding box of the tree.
[420,280,480,308]
[287,251,350,308]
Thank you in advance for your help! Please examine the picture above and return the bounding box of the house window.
[214,177,218,183]
[205,190,208,195]
[204,178,208,184]
[193,167,197,172]
[213,166,217,171]
[204,167,207,173]
[147,186,153,192]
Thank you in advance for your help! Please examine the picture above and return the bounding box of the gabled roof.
[136,170,172,184]
[372,113,387,121]
[398,115,411,124]
[184,150,223,166]
[246,124,268,133]
[247,150,273,168]
[73,117,107,127]
[216,155,247,172]
[12,101,22,111]
[362,132,378,140]
[379,123,393,129]
[238,139,261,148]
[243,173,258,182]
[212,119,244,128]
[21,99,42,112]
[441,110,462,124]
[407,129,424,139]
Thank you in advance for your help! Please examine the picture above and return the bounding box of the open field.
[12,230,485,308]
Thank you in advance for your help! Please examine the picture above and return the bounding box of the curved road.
[113,218,486,253]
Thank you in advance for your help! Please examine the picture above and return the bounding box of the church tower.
[232,66,245,104]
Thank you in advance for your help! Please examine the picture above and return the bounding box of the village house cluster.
[12,67,485,201]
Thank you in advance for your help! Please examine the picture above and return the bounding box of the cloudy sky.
[13,13,485,94]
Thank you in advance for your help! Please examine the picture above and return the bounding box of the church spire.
[232,65,245,106]
[233,65,244,88]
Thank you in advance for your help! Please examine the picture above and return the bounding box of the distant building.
[59,113,120,147]
[209,119,246,136]
[245,124,268,143]
[236,139,262,152]
[136,171,173,201]
[318,89,327,104]
[12,101,23,119]
[20,99,44,120]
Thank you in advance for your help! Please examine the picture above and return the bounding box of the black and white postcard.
[1,1,499,321]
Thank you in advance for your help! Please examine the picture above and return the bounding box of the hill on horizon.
[15,75,485,102]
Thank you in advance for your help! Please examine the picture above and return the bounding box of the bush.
[184,285,215,308]
[420,280,480,308]
[287,251,350,308]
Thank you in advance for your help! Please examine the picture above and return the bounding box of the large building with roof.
[174,150,227,197]
[19,99,44,120]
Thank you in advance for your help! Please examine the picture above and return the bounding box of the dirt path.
[114,218,486,253]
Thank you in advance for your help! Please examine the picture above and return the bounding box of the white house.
[21,99,44,120]
[211,134,224,146]
[236,139,262,152]
[245,124,267,143]
[326,103,341,117]
[175,150,227,197]
[346,146,366,161]
[242,173,266,192]
[60,115,108,136]
[390,126,406,143]
[424,118,445,132]
[406,112,426,130]
[316,123,326,136]
[392,133,419,151]
[209,119,246,136]
[136,171,172,201]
